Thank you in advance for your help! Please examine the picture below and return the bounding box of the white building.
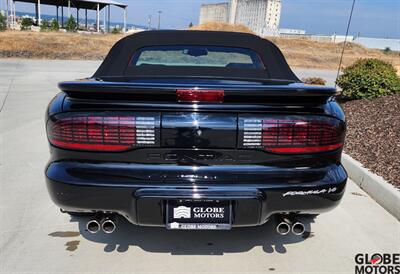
[353,37,400,51]
[279,28,306,36]
[199,2,229,25]
[199,0,282,35]
[265,0,281,30]
[310,34,354,43]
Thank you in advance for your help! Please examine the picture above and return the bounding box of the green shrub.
[111,26,120,34]
[0,13,6,31]
[21,17,34,30]
[50,19,60,31]
[336,58,400,100]
[65,15,77,32]
[383,47,391,54]
[302,77,326,86]
[40,19,50,31]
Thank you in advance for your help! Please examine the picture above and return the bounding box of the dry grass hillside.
[0,31,123,59]
[190,22,254,34]
[192,23,399,70]
[1,25,399,71]
[269,37,399,70]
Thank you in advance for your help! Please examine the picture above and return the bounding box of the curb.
[342,153,400,220]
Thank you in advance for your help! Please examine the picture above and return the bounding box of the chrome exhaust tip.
[86,219,101,234]
[292,221,305,236]
[101,216,116,234]
[276,222,291,235]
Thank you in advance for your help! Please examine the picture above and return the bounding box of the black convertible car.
[45,30,347,235]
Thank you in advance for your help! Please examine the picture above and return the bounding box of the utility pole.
[103,6,105,32]
[147,14,151,30]
[9,0,13,27]
[6,0,9,28]
[107,5,110,32]
[38,0,41,26]
[123,7,126,33]
[96,3,99,32]
[157,10,161,30]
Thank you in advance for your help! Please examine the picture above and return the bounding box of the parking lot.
[0,60,399,274]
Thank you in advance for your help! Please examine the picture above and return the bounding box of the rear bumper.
[45,162,347,227]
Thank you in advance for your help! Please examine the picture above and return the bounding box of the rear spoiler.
[59,80,336,103]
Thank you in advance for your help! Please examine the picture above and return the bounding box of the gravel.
[342,93,400,188]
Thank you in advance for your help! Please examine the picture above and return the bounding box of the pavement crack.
[0,75,15,113]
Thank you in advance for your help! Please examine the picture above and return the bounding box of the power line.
[335,0,356,88]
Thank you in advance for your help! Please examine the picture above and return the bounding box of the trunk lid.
[50,78,344,160]
[58,78,336,104]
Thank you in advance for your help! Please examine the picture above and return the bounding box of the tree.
[20,17,34,30]
[65,15,77,32]
[0,13,7,31]
[50,19,60,31]
[40,19,50,31]
[111,26,120,34]
[383,47,391,54]
[188,22,193,28]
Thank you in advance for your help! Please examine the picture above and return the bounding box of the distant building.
[332,35,354,43]
[199,0,281,35]
[353,37,400,51]
[265,0,281,31]
[309,34,354,43]
[279,28,306,36]
[199,3,229,25]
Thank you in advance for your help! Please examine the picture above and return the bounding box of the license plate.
[166,200,232,230]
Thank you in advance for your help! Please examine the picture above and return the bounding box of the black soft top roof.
[94,30,300,82]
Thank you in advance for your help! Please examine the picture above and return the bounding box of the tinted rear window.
[130,45,264,69]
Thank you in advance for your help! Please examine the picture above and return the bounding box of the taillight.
[239,116,345,154]
[176,89,224,103]
[47,113,159,151]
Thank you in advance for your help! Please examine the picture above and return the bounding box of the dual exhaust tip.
[276,217,306,236]
[87,214,304,235]
[86,215,116,234]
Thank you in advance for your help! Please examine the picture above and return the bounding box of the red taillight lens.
[47,113,158,151]
[240,116,345,154]
[176,89,224,103]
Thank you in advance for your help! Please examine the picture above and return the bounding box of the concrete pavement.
[0,60,399,274]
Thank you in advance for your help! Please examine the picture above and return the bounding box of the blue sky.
[2,0,399,38]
